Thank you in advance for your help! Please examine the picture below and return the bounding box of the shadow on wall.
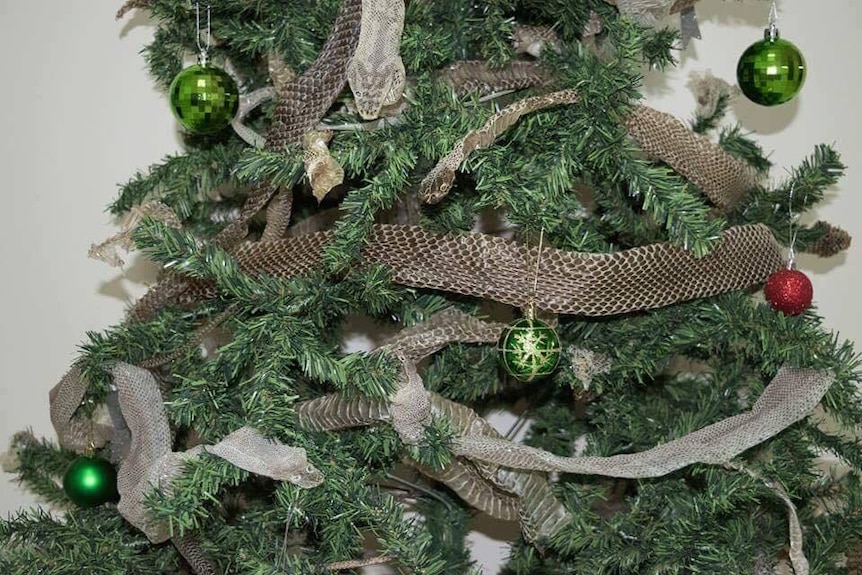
[99,253,162,305]
[118,8,155,39]
[697,0,771,26]
[645,0,801,134]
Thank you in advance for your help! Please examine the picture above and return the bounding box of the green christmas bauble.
[62,455,119,508]
[498,317,561,382]
[169,63,239,134]
[736,30,805,106]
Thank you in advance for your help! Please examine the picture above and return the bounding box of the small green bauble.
[62,455,119,508]
[736,30,805,106]
[498,317,561,382]
[169,63,239,134]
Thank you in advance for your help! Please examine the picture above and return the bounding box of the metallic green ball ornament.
[498,317,561,382]
[169,63,239,134]
[736,29,805,106]
[62,455,119,508]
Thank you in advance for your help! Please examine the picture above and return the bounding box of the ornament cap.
[764,25,780,41]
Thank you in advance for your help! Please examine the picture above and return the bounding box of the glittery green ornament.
[736,30,805,106]
[498,317,561,382]
[63,455,119,507]
[169,63,239,134]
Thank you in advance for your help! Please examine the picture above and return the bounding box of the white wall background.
[0,1,859,572]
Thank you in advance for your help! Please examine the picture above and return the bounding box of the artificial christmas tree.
[3,1,862,574]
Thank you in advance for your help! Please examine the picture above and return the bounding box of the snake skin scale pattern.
[268,0,362,150]
[296,391,572,540]
[145,223,783,322]
[623,105,757,211]
[436,60,552,97]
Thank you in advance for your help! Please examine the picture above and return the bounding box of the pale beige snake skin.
[296,310,832,553]
[50,362,324,575]
[348,0,406,120]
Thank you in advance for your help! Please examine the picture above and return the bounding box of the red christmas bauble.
[764,268,813,315]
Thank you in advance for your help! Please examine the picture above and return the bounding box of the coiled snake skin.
[297,391,572,542]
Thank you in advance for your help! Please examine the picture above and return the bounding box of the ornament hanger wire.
[527,227,545,320]
[85,405,97,457]
[787,183,799,269]
[194,1,211,65]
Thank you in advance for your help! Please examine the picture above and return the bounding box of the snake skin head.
[348,58,405,120]
[291,460,325,488]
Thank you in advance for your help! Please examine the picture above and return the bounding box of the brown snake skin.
[623,106,757,211]
[268,0,362,150]
[129,0,362,323]
[216,0,362,249]
[296,392,572,541]
[173,535,219,575]
[436,60,552,97]
[133,223,783,320]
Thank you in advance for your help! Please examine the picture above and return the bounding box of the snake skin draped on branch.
[127,0,362,322]
[138,223,783,321]
[419,87,756,210]
[268,0,362,151]
[623,105,758,211]
[420,89,581,204]
[216,0,362,249]
[297,309,572,540]
[435,60,552,97]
